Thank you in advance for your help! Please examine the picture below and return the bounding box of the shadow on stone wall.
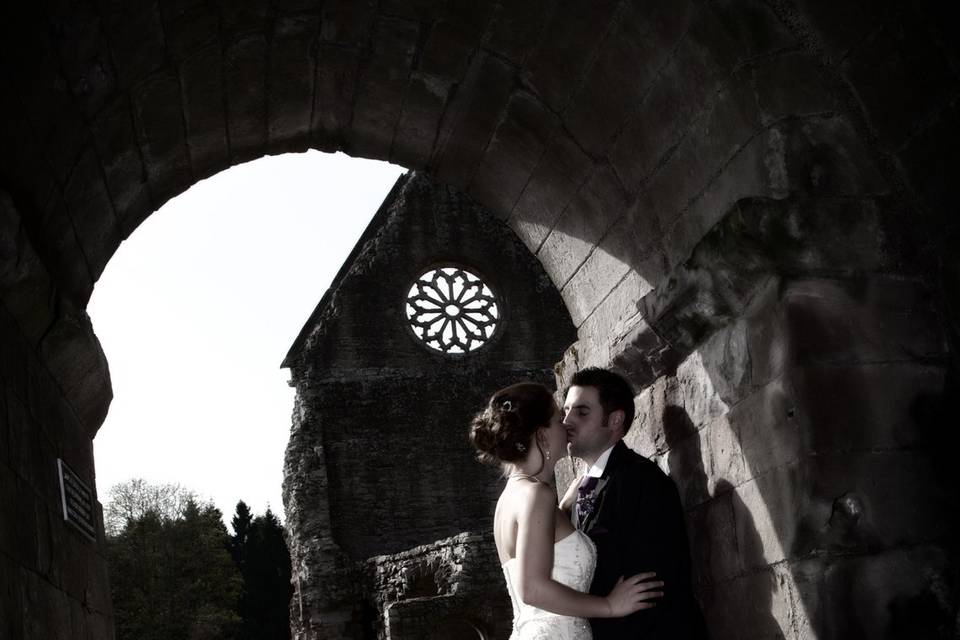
[663,405,785,639]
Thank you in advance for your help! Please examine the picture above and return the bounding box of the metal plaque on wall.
[57,459,97,542]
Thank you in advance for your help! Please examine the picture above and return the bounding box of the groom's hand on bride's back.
[603,572,664,617]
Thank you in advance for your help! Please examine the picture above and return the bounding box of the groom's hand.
[604,572,664,617]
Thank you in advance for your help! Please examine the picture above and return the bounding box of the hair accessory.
[501,400,514,413]
[516,442,527,453]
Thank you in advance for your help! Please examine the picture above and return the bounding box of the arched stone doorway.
[1,1,958,638]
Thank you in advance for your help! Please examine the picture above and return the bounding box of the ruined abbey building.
[281,172,575,638]
[1,1,958,638]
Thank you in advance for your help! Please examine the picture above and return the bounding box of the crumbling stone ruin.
[280,173,576,638]
[2,1,959,638]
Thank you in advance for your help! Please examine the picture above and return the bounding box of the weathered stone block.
[319,0,374,44]
[37,311,112,438]
[63,148,120,283]
[311,44,361,150]
[0,552,24,640]
[418,14,484,80]
[561,215,665,327]
[842,24,956,151]
[704,417,748,492]
[89,98,152,239]
[793,362,946,454]
[225,35,269,162]
[348,17,418,159]
[663,422,711,509]
[162,0,219,60]
[791,544,957,639]
[510,134,593,254]
[270,17,320,151]
[808,450,951,549]
[391,73,451,168]
[47,0,115,120]
[0,462,17,557]
[660,134,768,269]
[754,51,837,125]
[629,376,671,459]
[688,488,738,586]
[783,276,947,366]
[20,565,73,640]
[432,54,513,187]
[524,0,620,111]
[733,376,802,479]
[180,46,230,176]
[564,0,681,156]
[7,393,44,493]
[538,166,630,286]
[5,12,86,185]
[782,116,889,197]
[378,0,442,21]
[734,472,795,571]
[700,563,792,640]
[788,0,877,63]
[218,0,271,36]
[470,90,558,218]
[0,92,57,216]
[677,333,744,425]
[100,0,166,89]
[712,0,796,60]
[0,196,57,348]
[607,42,710,195]
[649,72,762,237]
[132,70,193,207]
[484,0,549,64]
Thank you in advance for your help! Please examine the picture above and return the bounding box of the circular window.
[405,266,501,354]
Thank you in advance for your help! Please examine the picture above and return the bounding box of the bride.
[470,382,663,639]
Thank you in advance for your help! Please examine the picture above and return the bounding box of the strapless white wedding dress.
[501,529,597,640]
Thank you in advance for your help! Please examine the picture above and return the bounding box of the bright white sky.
[88,151,405,524]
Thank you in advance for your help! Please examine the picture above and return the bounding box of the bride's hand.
[604,573,663,617]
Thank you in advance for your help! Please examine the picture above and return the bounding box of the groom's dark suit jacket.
[581,441,707,639]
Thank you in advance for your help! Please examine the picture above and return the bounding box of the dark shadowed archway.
[1,1,958,638]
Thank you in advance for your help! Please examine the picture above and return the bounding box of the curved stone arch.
[2,0,945,321]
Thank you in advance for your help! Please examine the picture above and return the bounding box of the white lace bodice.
[501,529,597,640]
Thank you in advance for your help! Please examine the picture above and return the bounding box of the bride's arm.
[515,483,660,618]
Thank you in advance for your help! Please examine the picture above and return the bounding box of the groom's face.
[563,385,618,461]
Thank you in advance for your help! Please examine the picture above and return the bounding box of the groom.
[564,367,707,639]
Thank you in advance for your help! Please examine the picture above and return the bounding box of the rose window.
[405,266,500,354]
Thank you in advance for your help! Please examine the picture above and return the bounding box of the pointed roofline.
[280,171,412,369]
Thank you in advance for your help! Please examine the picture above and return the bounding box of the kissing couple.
[470,368,708,640]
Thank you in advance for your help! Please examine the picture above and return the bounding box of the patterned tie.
[576,476,600,528]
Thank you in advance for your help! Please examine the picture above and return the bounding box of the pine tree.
[238,507,293,640]
[230,500,253,565]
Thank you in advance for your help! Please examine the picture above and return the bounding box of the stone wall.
[362,531,511,640]
[1,192,113,639]
[556,196,959,639]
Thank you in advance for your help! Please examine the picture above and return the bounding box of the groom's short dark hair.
[567,368,636,434]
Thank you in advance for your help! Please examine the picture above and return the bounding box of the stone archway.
[1,1,958,638]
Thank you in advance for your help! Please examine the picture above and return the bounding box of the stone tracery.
[405,266,500,354]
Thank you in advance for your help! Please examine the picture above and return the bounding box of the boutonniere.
[580,477,610,528]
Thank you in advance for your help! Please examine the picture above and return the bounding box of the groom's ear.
[608,409,626,433]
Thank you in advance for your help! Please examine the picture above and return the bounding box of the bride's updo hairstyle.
[470,382,555,465]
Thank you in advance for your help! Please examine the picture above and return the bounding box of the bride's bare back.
[494,476,576,565]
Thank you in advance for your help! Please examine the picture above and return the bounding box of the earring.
[545,447,551,461]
